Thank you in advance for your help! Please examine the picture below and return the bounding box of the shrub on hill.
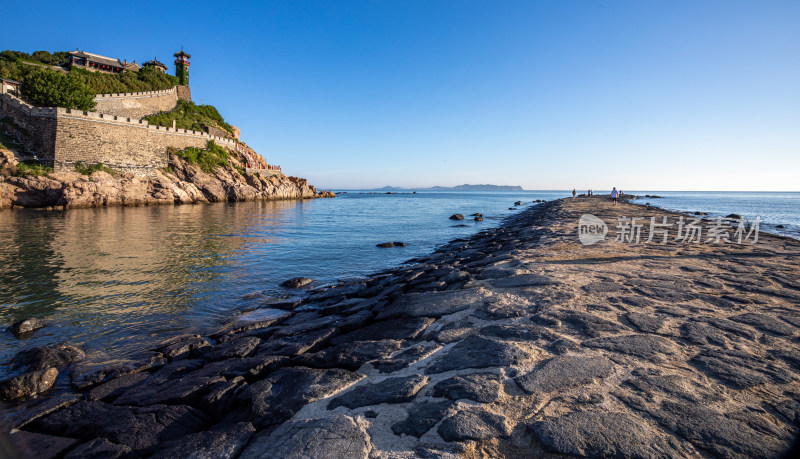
[21,69,96,111]
[145,100,235,136]
[172,140,232,173]
[0,49,179,99]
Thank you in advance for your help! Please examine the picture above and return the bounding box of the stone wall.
[0,94,57,160]
[176,85,191,102]
[93,87,179,118]
[0,93,237,176]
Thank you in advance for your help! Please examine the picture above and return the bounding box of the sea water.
[0,190,797,374]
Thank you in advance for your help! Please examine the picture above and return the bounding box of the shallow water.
[0,191,564,371]
[0,189,797,376]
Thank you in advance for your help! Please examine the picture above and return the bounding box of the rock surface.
[0,153,334,209]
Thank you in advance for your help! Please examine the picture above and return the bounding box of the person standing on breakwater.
[572,189,577,198]
[611,187,619,204]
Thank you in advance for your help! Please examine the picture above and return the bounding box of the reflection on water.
[0,200,310,366]
[1,192,563,371]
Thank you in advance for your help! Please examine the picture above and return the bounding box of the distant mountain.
[378,184,524,191]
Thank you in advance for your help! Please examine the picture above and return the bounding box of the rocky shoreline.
[0,149,334,210]
[2,196,800,458]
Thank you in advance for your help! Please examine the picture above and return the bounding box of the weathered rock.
[0,368,58,401]
[625,312,666,333]
[648,400,791,457]
[581,281,625,294]
[392,401,455,438]
[426,335,529,374]
[64,438,132,459]
[6,429,79,459]
[157,335,211,360]
[689,349,794,388]
[0,393,80,431]
[33,400,208,452]
[212,308,289,339]
[425,335,528,374]
[70,353,166,390]
[371,343,439,373]
[432,372,502,402]
[87,371,149,401]
[437,408,511,442]
[449,214,464,221]
[255,328,337,357]
[12,317,46,336]
[293,339,404,371]
[151,422,256,459]
[281,277,313,288]
[328,375,428,409]
[330,317,434,345]
[376,289,487,320]
[479,323,550,341]
[11,344,85,371]
[530,411,682,457]
[583,334,677,362]
[489,274,553,288]
[534,310,626,337]
[240,415,371,459]
[516,355,614,393]
[209,336,261,361]
[239,367,363,427]
[199,376,247,417]
[113,374,226,407]
[730,312,796,336]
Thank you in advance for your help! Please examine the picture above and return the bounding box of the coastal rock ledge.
[0,149,334,209]
[2,197,800,458]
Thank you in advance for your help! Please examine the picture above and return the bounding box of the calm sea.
[0,190,797,375]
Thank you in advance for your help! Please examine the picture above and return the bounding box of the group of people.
[571,187,622,204]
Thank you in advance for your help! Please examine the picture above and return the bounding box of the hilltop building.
[67,50,128,74]
[142,58,168,73]
[1,48,282,177]
[174,49,190,85]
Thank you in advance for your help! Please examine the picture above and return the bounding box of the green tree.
[21,69,96,110]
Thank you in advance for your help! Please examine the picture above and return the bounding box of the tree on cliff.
[21,69,96,111]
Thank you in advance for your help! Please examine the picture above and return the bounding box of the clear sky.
[2,1,798,190]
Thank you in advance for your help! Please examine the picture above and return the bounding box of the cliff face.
[0,150,333,209]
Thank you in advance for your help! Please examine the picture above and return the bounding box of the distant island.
[378,184,524,191]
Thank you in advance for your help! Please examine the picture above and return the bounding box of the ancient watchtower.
[174,49,191,86]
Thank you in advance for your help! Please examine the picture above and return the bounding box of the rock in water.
[12,318,46,337]
[474,216,484,221]
[11,345,85,371]
[0,368,59,401]
[449,214,464,220]
[514,201,523,206]
[281,277,312,288]
[376,242,407,248]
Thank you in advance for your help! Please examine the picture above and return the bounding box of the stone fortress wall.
[0,87,235,176]
[92,86,188,119]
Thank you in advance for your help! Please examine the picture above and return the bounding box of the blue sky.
[3,1,798,190]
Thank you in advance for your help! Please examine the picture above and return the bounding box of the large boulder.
[0,368,58,401]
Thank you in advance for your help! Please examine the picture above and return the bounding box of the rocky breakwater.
[0,148,334,209]
[3,197,800,458]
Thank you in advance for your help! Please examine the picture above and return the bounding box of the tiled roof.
[68,50,124,68]
[142,58,167,69]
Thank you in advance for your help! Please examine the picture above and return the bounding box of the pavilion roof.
[68,50,124,68]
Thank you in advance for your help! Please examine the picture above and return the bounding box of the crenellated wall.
[93,86,184,118]
[0,93,236,176]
